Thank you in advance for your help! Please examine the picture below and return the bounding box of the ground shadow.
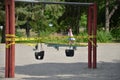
[0,62,120,80]
[14,62,120,80]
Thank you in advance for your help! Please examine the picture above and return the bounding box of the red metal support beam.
[92,3,97,68]
[5,0,15,78]
[5,0,9,77]
[88,3,97,69]
[87,5,93,68]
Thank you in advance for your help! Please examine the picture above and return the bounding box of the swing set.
[5,0,97,78]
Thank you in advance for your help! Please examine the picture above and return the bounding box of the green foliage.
[97,30,113,42]
[15,29,116,43]
[16,5,32,26]
[28,4,63,36]
[0,11,5,23]
[111,27,120,40]
[16,31,24,37]
[0,5,5,24]
[39,30,56,37]
[76,31,88,43]
[43,36,68,44]
[80,14,87,27]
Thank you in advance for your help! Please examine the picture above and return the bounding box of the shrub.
[97,30,113,42]
[16,31,24,37]
[76,31,88,43]
[111,27,120,40]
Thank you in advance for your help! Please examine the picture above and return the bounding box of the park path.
[0,43,120,80]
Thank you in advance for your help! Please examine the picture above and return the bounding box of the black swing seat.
[35,51,44,60]
[65,49,74,57]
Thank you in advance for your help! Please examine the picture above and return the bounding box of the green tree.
[15,2,34,37]
[57,0,82,34]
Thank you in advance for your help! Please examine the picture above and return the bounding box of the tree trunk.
[26,28,30,37]
[25,21,31,37]
[105,0,110,32]
[105,0,119,32]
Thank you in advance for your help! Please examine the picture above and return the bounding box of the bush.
[97,30,113,42]
[16,31,24,37]
[76,31,88,43]
[15,30,114,43]
[111,27,120,40]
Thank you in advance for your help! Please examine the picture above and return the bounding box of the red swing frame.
[4,0,97,78]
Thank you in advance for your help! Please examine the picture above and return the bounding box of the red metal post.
[5,0,15,78]
[5,0,9,77]
[87,5,93,68]
[92,3,97,68]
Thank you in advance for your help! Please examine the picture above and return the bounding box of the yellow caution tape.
[5,34,97,47]
[23,43,37,46]
[6,37,42,41]
[88,35,97,47]
[6,38,15,42]
[5,34,15,48]
[6,42,15,48]
[6,34,15,37]
[88,35,96,38]
[5,35,96,41]
[88,38,96,47]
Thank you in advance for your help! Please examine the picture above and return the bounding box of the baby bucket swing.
[34,43,45,60]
